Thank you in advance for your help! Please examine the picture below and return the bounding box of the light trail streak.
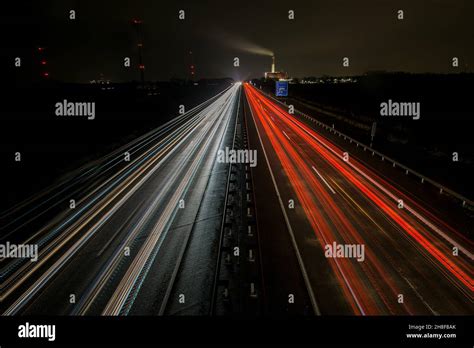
[102,85,240,315]
[244,83,473,315]
[0,89,229,236]
[2,85,240,315]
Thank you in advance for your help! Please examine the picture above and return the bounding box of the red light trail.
[244,83,473,315]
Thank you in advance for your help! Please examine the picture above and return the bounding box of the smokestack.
[271,55,275,73]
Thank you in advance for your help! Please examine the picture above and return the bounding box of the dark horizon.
[4,0,474,83]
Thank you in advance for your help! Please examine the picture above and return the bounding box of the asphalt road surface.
[0,83,241,315]
[244,83,473,315]
[1,82,471,316]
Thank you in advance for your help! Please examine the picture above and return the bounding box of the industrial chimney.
[271,55,275,73]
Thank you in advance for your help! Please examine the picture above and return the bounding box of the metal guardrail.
[258,87,473,210]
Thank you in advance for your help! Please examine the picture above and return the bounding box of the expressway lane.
[0,88,230,244]
[244,83,473,315]
[0,83,241,315]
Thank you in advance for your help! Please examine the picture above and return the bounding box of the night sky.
[7,0,474,82]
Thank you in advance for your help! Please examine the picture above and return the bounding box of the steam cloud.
[231,37,274,57]
[211,31,274,57]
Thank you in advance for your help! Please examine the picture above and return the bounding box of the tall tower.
[37,47,49,79]
[188,50,195,81]
[271,55,275,73]
[132,18,145,87]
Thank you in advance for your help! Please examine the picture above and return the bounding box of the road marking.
[312,166,336,194]
[282,131,290,141]
[245,87,321,315]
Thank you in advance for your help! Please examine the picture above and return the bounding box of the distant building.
[264,56,288,80]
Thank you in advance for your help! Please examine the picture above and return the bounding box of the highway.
[0,83,241,315]
[0,81,471,316]
[244,83,473,315]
